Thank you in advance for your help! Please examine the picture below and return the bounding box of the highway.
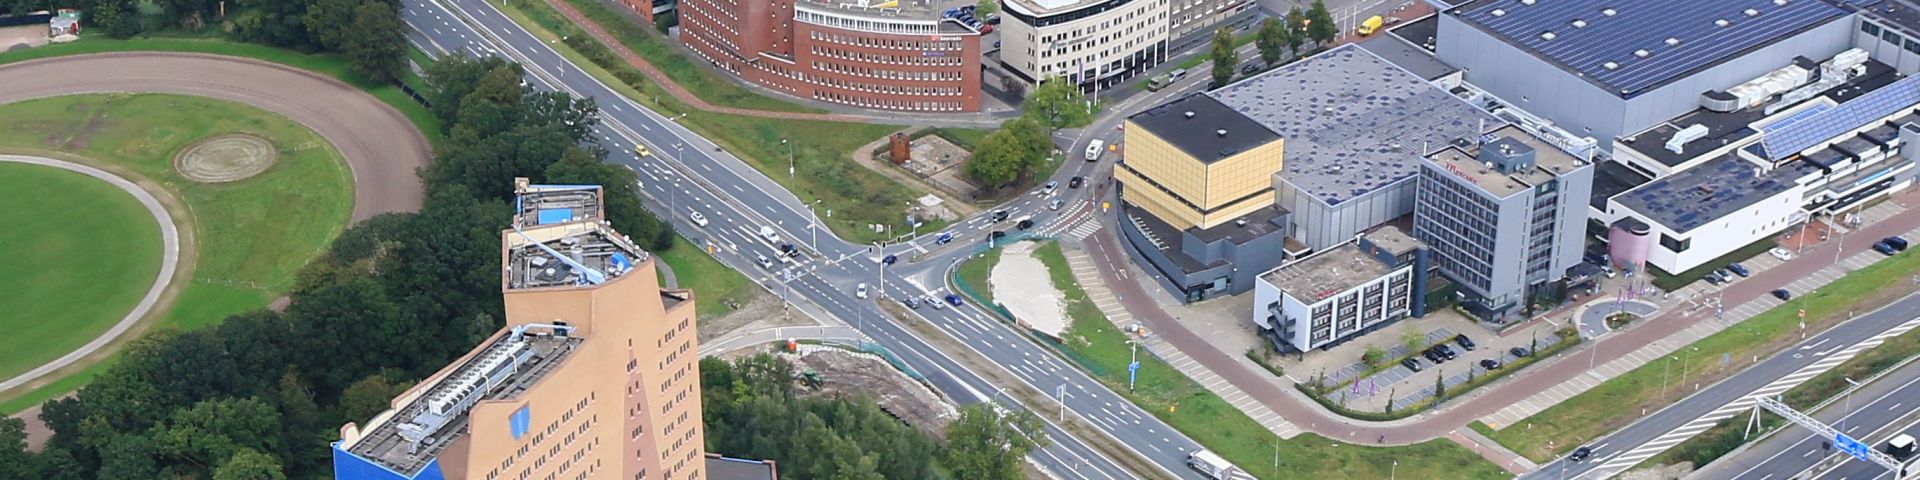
[1523,293,1920,480]
[1693,361,1920,480]
[402,0,1222,477]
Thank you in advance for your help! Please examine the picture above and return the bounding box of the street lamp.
[1843,377,1862,431]
[1681,346,1699,392]
[782,138,794,178]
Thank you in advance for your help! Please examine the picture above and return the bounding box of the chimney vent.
[1216,129,1228,137]
[1184,110,1196,119]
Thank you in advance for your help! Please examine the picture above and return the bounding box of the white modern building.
[1000,0,1169,89]
[1252,230,1424,353]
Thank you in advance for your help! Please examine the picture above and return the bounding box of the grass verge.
[1485,249,1920,462]
[495,0,941,243]
[954,248,1003,306]
[656,235,757,317]
[0,35,444,146]
[1022,242,1506,478]
[545,0,822,113]
[0,164,162,380]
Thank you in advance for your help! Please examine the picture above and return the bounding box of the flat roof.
[1004,0,1117,18]
[1356,34,1458,81]
[1589,160,1653,209]
[1128,94,1282,163]
[513,182,602,227]
[1613,154,1818,232]
[344,326,582,476]
[1621,59,1903,167]
[1761,71,1920,160]
[1262,243,1397,303]
[506,180,649,291]
[1422,126,1587,198]
[797,0,981,29]
[1389,13,1441,50]
[1361,225,1425,256]
[1848,0,1920,38]
[1210,43,1500,205]
[706,455,778,480]
[1449,0,1848,98]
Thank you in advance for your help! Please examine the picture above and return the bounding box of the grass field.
[0,94,353,410]
[535,0,823,113]
[1021,242,1506,479]
[656,236,757,317]
[0,35,445,146]
[1482,248,1920,463]
[954,248,1003,306]
[0,164,162,381]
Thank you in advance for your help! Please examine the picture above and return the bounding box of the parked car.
[1704,273,1723,286]
[1770,247,1795,261]
[1479,359,1503,370]
[1772,288,1793,301]
[1886,236,1910,251]
[1069,176,1085,188]
[990,230,1007,240]
[1569,446,1593,463]
[1727,262,1751,277]
[856,283,869,299]
[1401,357,1423,372]
[1433,345,1458,361]
[1455,334,1477,351]
[1422,349,1444,364]
[1510,346,1531,357]
[945,294,964,306]
[1241,62,1262,75]
[1876,241,1899,256]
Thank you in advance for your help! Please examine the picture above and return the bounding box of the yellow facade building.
[1116,93,1285,231]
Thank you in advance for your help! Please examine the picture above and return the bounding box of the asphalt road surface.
[404,0,1213,477]
[0,53,431,221]
[1695,361,1920,480]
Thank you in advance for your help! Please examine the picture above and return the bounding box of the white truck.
[1086,139,1106,161]
[758,225,782,245]
[1186,450,1255,480]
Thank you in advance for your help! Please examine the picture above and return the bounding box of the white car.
[1048,199,1065,210]
[688,210,709,227]
[855,283,870,299]
[756,253,774,270]
[1769,247,1795,261]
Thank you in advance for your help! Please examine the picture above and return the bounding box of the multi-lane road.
[402,0,1228,477]
[1695,361,1920,480]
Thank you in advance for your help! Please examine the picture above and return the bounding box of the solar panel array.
[1757,102,1832,132]
[1456,0,1846,97]
[1209,44,1500,204]
[1614,154,1816,232]
[1761,73,1920,159]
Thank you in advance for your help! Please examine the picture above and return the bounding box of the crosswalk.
[1061,247,1303,440]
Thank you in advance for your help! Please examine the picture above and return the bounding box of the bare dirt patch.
[173,133,278,183]
[790,348,957,439]
[991,241,1067,337]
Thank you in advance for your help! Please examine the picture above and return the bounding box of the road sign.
[1128,361,1140,390]
[1836,433,1872,461]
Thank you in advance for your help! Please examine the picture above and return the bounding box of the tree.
[1022,77,1093,129]
[302,0,359,51]
[1305,0,1337,47]
[944,404,1048,480]
[213,449,286,480]
[1433,369,1446,399]
[1209,27,1237,87]
[0,417,35,480]
[653,10,677,33]
[95,434,158,480]
[339,373,412,423]
[1256,17,1289,67]
[423,57,520,132]
[93,0,143,38]
[341,0,408,81]
[1401,324,1426,353]
[1361,345,1387,368]
[148,398,283,475]
[1284,8,1309,57]
[965,117,1050,188]
[975,0,998,17]
[232,0,319,49]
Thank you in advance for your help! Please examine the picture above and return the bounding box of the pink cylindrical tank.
[1609,217,1653,270]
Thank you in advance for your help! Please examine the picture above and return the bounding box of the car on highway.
[944,294,963,306]
[688,210,708,227]
[1454,334,1477,351]
[1401,357,1423,372]
[756,253,773,270]
[1479,358,1502,370]
[1886,236,1910,251]
[759,225,782,244]
[779,243,799,258]
[1510,346,1531,357]
[902,296,920,309]
[990,230,1007,240]
[856,283,869,299]
[1069,176,1085,188]
[1770,247,1795,261]
[1887,433,1916,460]
[1569,446,1593,463]
[881,254,898,265]
[927,295,946,310]
[936,232,954,244]
[1771,288,1792,300]
[1016,219,1035,230]
[634,144,651,157]
[991,209,1011,222]
[1086,140,1105,161]
[1727,262,1751,277]
[1876,241,1899,256]
[1049,199,1064,210]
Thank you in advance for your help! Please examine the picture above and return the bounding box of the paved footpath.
[1070,186,1920,472]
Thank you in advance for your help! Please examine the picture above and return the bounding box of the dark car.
[1569,447,1593,463]
[780,243,799,257]
[1772,288,1792,300]
[936,232,954,244]
[1422,348,1444,364]
[1887,236,1910,251]
[1719,267,1741,282]
[1241,62,1262,75]
[1728,262,1751,277]
[1434,345,1458,361]
[985,13,1000,24]
[1510,346,1531,357]
[1876,241,1899,256]
[989,231,1008,240]
[1479,359,1502,370]
[1454,335,1477,351]
[1069,176,1085,188]
[1016,219,1035,230]
[1704,273,1724,286]
[880,254,898,265]
[1401,357,1423,372]
[991,209,1011,222]
[944,294,964,306]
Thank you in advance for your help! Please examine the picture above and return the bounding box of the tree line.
[1214,0,1337,88]
[965,77,1094,189]
[701,354,1049,480]
[0,0,408,82]
[0,55,673,479]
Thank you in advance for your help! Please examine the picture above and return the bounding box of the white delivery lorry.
[1186,450,1255,480]
[1086,139,1106,161]
[758,225,782,245]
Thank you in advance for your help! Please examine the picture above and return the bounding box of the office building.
[333,179,706,480]
[999,0,1169,89]
[1251,227,1428,353]
[1437,0,1855,150]
[1415,126,1593,318]
[615,0,675,24]
[678,0,984,112]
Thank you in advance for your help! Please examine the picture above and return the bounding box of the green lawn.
[530,0,823,113]
[0,94,353,409]
[1484,249,1920,462]
[0,35,444,146]
[656,235,758,317]
[954,247,1003,306]
[495,0,943,243]
[1024,242,1506,479]
[0,164,162,381]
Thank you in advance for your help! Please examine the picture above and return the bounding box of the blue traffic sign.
[1836,433,1872,461]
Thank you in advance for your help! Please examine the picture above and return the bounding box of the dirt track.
[0,52,431,220]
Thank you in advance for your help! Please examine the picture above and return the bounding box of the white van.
[758,225,782,244]
[1086,139,1105,161]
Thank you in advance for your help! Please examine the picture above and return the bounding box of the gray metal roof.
[1356,34,1458,80]
[1613,154,1817,232]
[1451,0,1847,98]
[1209,44,1500,205]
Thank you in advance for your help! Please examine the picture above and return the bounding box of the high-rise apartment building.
[1414,127,1592,317]
[332,179,705,480]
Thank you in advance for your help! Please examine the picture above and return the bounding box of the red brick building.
[673,0,985,112]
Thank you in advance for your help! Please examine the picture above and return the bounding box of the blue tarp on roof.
[536,208,574,225]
